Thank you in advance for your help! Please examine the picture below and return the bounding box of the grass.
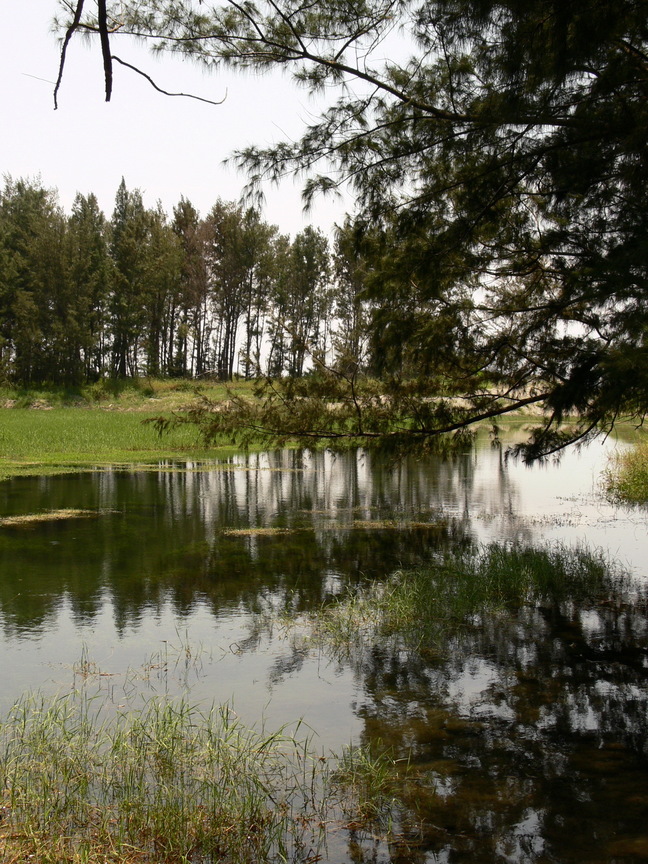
[0,377,253,411]
[0,378,260,481]
[332,744,408,827]
[0,693,328,864]
[603,443,648,505]
[0,681,407,864]
[311,542,626,654]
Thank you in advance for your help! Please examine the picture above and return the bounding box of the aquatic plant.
[313,542,626,653]
[0,669,406,864]
[603,444,648,505]
[332,743,408,826]
[0,692,329,863]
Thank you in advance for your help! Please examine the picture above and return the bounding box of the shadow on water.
[0,436,647,862]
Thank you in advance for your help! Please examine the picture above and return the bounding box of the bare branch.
[54,0,85,109]
[98,0,113,101]
[111,56,227,105]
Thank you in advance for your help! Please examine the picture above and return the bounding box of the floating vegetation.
[223,527,304,537]
[223,520,441,537]
[0,509,105,527]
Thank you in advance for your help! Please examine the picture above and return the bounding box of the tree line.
[0,176,373,386]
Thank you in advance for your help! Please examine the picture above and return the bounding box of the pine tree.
[109,179,150,377]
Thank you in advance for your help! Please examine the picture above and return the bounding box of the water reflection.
[0,437,647,863]
[0,448,483,636]
[338,590,648,863]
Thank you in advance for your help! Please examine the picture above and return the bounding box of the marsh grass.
[0,636,399,864]
[603,444,648,504]
[0,692,331,864]
[313,542,624,654]
[332,744,408,827]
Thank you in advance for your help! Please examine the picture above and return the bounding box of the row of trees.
[0,177,372,385]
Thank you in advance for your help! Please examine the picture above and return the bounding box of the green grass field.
[0,379,255,481]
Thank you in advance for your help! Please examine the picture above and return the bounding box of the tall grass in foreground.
[0,694,330,863]
[603,444,648,504]
[313,543,626,653]
[0,688,396,864]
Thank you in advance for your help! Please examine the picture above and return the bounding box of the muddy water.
[0,432,646,862]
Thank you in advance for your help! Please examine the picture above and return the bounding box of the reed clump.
[603,444,648,504]
[0,693,330,863]
[332,744,408,826]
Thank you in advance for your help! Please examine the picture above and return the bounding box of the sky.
[1,0,350,236]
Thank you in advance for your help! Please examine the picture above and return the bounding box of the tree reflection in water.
[322,584,648,863]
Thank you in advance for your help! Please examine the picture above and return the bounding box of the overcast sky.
[1,0,349,236]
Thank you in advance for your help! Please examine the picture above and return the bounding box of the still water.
[0,431,647,862]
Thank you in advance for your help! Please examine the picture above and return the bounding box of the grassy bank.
[2,378,644,486]
[0,379,255,481]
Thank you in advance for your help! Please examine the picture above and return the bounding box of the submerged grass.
[312,542,625,654]
[603,443,648,505]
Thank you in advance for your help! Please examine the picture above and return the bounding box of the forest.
[0,176,369,386]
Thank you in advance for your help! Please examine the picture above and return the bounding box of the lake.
[1,428,647,862]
